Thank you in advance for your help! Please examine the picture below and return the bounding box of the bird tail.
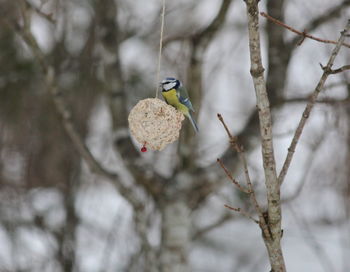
[188,111,199,133]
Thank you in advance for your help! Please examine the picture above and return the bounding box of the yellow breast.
[162,89,188,115]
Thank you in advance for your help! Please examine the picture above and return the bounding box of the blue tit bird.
[160,77,199,133]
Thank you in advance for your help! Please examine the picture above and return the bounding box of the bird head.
[160,77,181,91]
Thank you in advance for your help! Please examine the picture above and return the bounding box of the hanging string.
[155,0,166,98]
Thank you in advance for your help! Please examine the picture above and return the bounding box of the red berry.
[141,146,147,152]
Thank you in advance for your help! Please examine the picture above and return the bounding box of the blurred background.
[0,0,349,271]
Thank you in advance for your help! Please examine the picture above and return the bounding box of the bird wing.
[177,86,195,112]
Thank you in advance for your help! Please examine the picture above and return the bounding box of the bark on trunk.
[264,239,286,272]
[160,200,191,272]
[244,1,286,271]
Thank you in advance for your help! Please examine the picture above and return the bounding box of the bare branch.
[216,158,250,194]
[278,20,350,185]
[224,205,259,224]
[289,0,350,46]
[260,12,350,48]
[217,113,271,240]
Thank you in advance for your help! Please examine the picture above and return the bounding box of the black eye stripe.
[161,78,179,88]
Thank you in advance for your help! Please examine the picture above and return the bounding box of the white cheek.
[164,82,176,90]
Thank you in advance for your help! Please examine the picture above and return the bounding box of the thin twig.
[289,0,350,47]
[260,12,350,49]
[224,205,259,224]
[217,113,271,240]
[216,158,250,194]
[278,20,350,185]
[216,114,252,193]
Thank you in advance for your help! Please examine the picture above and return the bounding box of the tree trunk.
[244,1,286,271]
[160,200,191,272]
[264,239,286,272]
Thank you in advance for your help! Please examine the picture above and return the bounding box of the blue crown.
[165,77,176,81]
